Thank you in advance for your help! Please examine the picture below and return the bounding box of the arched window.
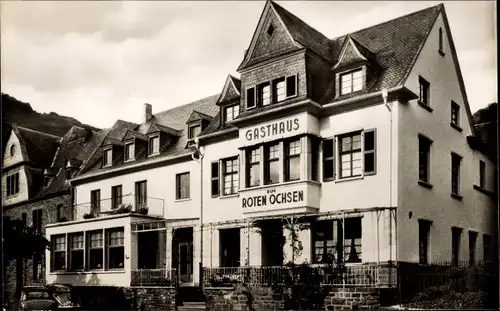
[10,144,16,157]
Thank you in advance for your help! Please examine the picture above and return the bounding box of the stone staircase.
[177,301,206,311]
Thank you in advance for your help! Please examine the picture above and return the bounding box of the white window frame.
[87,230,104,270]
[6,172,20,196]
[106,228,125,270]
[69,232,85,271]
[124,141,135,162]
[339,69,363,96]
[222,157,239,196]
[224,104,240,123]
[148,135,160,156]
[103,147,112,167]
[246,87,256,109]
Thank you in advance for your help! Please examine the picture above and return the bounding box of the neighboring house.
[44,0,496,299]
[2,125,102,303]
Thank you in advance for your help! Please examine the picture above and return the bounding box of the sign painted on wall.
[242,188,304,208]
[244,118,300,142]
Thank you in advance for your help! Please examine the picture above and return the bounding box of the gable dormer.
[101,138,122,168]
[186,111,213,146]
[332,36,378,98]
[146,123,181,156]
[65,159,82,180]
[122,130,148,162]
[217,75,242,126]
[43,167,58,187]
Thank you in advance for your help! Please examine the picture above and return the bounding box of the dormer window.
[188,124,201,140]
[149,136,160,156]
[257,82,271,106]
[224,105,240,123]
[340,69,363,95]
[124,142,135,161]
[246,74,297,109]
[103,148,112,167]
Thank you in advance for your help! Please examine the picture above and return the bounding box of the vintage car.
[16,286,58,311]
[45,283,81,309]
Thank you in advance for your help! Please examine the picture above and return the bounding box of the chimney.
[144,103,152,123]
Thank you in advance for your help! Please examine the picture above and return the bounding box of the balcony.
[72,194,165,221]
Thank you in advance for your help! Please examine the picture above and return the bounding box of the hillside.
[1,93,100,155]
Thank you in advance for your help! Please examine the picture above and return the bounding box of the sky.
[1,1,497,129]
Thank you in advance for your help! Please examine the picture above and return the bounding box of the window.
[246,147,260,187]
[257,82,271,106]
[286,75,297,98]
[33,254,42,281]
[135,181,147,209]
[311,138,319,181]
[419,220,431,264]
[87,230,104,270]
[451,101,460,127]
[211,162,220,197]
[90,190,101,216]
[418,135,432,183]
[10,144,16,157]
[51,235,66,271]
[273,78,286,102]
[106,228,124,270]
[124,142,135,161]
[451,227,462,266]
[438,27,444,54]
[285,140,301,181]
[6,172,19,196]
[312,220,335,264]
[267,24,274,37]
[340,69,363,95]
[468,231,477,266]
[265,143,280,184]
[111,185,122,209]
[176,172,190,200]
[339,133,362,178]
[479,160,486,188]
[224,105,240,123]
[21,212,27,229]
[451,153,461,195]
[32,209,42,232]
[219,228,241,267]
[344,217,362,263]
[323,139,335,180]
[483,234,492,262]
[418,76,430,106]
[69,233,84,271]
[364,130,376,175]
[223,158,239,195]
[103,148,112,167]
[149,136,160,155]
[188,125,201,140]
[246,88,256,109]
[56,204,64,222]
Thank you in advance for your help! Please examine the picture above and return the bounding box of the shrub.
[409,283,487,309]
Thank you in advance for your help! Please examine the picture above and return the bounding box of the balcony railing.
[72,194,165,221]
[203,263,396,288]
[131,268,177,286]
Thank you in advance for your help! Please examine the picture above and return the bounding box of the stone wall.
[324,287,380,310]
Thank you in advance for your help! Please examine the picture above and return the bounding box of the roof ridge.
[16,126,62,139]
[331,3,442,41]
[154,93,220,117]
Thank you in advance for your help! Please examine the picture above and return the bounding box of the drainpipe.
[192,138,205,289]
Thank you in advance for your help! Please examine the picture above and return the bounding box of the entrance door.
[178,242,193,283]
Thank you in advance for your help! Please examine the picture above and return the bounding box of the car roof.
[22,286,50,291]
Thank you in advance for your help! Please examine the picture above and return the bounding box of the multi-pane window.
[312,220,335,264]
[451,227,462,266]
[451,101,460,126]
[285,140,301,181]
[33,254,43,281]
[176,172,190,200]
[135,180,147,209]
[149,136,160,155]
[265,144,280,184]
[479,160,486,188]
[246,147,261,187]
[211,162,220,197]
[223,158,239,195]
[188,125,201,140]
[90,190,101,216]
[124,142,135,161]
[258,83,271,106]
[107,229,124,269]
[111,185,123,209]
[87,230,104,270]
[419,220,431,264]
[468,231,477,266]
[273,78,286,102]
[103,148,112,166]
[419,135,432,183]
[483,234,492,262]
[451,153,461,195]
[340,69,362,95]
[32,209,42,232]
[69,233,84,271]
[419,76,430,106]
[52,235,66,271]
[6,172,19,196]
[344,217,362,263]
[339,133,362,178]
[225,105,240,123]
[323,139,335,180]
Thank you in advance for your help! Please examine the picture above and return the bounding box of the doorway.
[172,227,194,284]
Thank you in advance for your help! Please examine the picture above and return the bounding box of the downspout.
[192,138,205,288]
[383,89,394,285]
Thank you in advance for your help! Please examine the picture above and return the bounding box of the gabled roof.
[123,129,148,142]
[12,125,61,169]
[146,122,182,136]
[332,35,375,70]
[217,75,241,105]
[186,110,215,124]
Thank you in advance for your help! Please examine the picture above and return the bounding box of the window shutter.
[211,162,220,197]
[363,130,376,175]
[246,87,255,108]
[286,75,297,98]
[322,139,335,180]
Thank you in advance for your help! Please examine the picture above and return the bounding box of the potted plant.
[83,213,94,219]
[137,206,148,215]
